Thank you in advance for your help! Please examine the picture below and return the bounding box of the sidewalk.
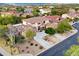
[34,31,51,49]
[54,29,78,41]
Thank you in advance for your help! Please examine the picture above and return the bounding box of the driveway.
[38,22,79,56]
[34,31,52,49]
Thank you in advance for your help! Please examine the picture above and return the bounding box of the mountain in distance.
[6,3,51,6]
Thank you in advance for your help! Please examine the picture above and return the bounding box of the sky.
[0,0,79,3]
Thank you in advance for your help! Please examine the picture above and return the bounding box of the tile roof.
[23,16,60,24]
[45,16,60,22]
[23,16,51,24]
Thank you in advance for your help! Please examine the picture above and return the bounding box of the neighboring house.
[68,8,76,13]
[24,8,33,13]
[39,8,51,14]
[62,9,79,19]
[75,12,79,18]
[77,10,79,12]
[62,12,79,19]
[0,11,20,17]
[0,11,16,16]
[0,11,23,17]
[49,6,54,9]
[38,6,43,9]
[68,13,77,19]
[21,8,33,17]
[62,14,69,19]
[21,13,33,18]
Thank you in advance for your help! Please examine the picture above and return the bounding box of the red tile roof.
[45,16,60,22]
[23,16,61,24]
[45,15,60,20]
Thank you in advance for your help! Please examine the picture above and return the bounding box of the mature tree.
[0,25,8,37]
[51,8,69,16]
[26,15,32,19]
[56,20,72,33]
[0,7,2,12]
[32,8,40,16]
[22,28,36,40]
[64,45,79,56]
[16,7,24,12]
[0,15,22,25]
[7,34,15,45]
[65,18,73,22]
[45,28,56,35]
[15,35,25,44]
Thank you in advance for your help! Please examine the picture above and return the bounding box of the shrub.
[45,28,56,35]
[22,28,36,40]
[56,20,72,33]
[64,45,79,56]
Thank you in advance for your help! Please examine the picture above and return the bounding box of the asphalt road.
[38,22,79,56]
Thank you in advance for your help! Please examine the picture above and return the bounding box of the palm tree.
[7,33,15,46]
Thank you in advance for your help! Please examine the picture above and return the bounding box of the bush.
[56,20,72,33]
[51,8,69,16]
[64,45,79,56]
[0,15,22,25]
[15,35,25,44]
[32,8,40,16]
[22,28,36,40]
[0,25,8,37]
[45,28,56,35]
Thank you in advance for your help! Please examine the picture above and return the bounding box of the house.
[68,8,76,14]
[75,12,79,18]
[8,24,36,36]
[39,8,51,15]
[22,16,50,31]
[62,14,69,19]
[68,13,77,19]
[62,9,79,19]
[0,11,17,17]
[45,23,58,29]
[21,13,33,18]
[45,15,61,23]
[8,15,61,36]
[0,11,24,17]
[22,16,61,31]
[24,8,33,13]
[62,12,79,19]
